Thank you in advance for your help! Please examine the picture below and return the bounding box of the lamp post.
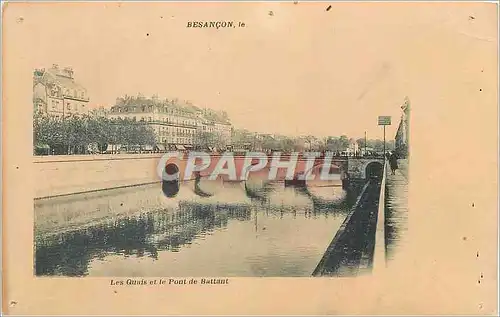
[383,125,386,158]
[364,131,367,156]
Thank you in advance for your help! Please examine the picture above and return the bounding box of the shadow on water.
[162,163,180,198]
[244,180,276,202]
[193,172,214,198]
[245,179,358,211]
[290,184,359,211]
[35,203,252,276]
[35,181,358,277]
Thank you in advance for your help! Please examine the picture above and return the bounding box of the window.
[67,103,71,110]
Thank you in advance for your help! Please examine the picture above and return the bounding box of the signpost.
[378,116,392,159]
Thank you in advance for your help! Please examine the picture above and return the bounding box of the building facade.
[214,122,232,146]
[89,106,109,118]
[108,95,233,150]
[395,96,410,158]
[33,64,90,117]
[346,139,360,156]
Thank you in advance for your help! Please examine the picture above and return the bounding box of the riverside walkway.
[384,159,409,264]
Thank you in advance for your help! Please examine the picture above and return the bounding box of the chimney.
[63,66,74,78]
[34,68,45,77]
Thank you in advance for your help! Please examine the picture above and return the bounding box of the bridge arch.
[162,163,180,198]
[347,158,385,180]
[365,161,384,179]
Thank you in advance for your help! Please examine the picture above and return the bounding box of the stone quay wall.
[34,154,164,198]
[34,154,353,199]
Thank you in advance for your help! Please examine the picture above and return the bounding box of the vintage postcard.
[2,1,498,315]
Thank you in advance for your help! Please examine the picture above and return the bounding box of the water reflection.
[36,194,351,277]
[35,203,251,276]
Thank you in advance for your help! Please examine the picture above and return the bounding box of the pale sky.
[6,1,498,139]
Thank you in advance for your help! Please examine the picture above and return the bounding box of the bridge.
[158,154,385,199]
[32,153,384,202]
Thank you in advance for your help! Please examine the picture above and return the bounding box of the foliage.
[325,135,350,152]
[230,130,394,153]
[356,138,394,152]
[193,131,227,150]
[33,113,156,154]
[231,129,255,150]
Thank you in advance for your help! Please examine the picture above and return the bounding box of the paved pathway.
[384,159,409,263]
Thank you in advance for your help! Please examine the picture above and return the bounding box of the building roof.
[202,109,231,125]
[112,95,232,124]
[35,66,88,97]
[51,73,87,92]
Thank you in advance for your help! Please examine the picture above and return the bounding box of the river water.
[35,184,353,277]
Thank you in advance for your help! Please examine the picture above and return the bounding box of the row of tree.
[355,138,395,152]
[33,114,156,155]
[231,130,304,152]
[34,113,395,155]
[193,131,228,150]
[231,129,394,153]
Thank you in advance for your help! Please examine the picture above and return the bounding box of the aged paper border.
[2,1,499,315]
